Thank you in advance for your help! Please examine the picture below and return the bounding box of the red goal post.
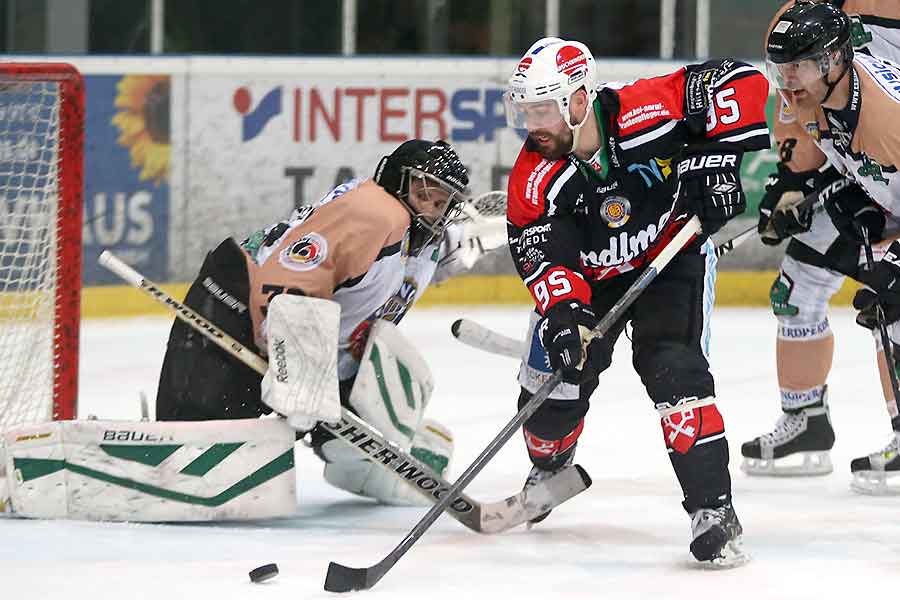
[0,63,84,430]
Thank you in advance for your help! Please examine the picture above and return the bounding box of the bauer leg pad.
[2,418,296,521]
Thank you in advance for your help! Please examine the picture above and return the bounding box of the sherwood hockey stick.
[859,227,900,430]
[323,215,702,593]
[97,250,591,534]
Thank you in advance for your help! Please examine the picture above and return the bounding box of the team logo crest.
[778,97,796,124]
[804,121,820,141]
[516,56,533,73]
[279,232,327,271]
[599,196,631,228]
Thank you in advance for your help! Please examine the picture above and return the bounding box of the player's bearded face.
[527,123,573,161]
[508,99,573,160]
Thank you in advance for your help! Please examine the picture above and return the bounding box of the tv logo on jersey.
[233,86,283,141]
[627,156,672,188]
[279,232,327,272]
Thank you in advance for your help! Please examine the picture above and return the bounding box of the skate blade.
[850,471,900,496]
[740,452,832,477]
[691,538,750,570]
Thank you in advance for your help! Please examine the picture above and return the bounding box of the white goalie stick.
[323,216,702,593]
[97,251,590,535]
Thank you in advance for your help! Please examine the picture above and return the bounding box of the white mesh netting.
[0,79,61,432]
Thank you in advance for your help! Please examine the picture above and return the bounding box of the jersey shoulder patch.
[507,144,579,227]
[614,69,687,139]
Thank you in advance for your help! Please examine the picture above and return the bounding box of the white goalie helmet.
[504,37,598,136]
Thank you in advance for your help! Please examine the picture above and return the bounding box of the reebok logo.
[273,338,289,383]
[676,154,737,177]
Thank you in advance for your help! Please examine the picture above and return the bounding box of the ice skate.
[850,432,900,495]
[740,390,834,476]
[689,504,748,568]
[523,449,575,528]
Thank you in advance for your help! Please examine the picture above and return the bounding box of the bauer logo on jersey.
[600,196,631,228]
[279,233,328,271]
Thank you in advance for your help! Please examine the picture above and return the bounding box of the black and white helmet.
[374,139,470,254]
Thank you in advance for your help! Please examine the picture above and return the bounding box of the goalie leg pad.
[346,319,434,451]
[319,320,449,504]
[3,418,296,521]
[323,419,453,506]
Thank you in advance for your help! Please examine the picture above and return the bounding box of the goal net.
[0,63,83,432]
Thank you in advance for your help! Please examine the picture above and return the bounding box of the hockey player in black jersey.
[503,37,770,566]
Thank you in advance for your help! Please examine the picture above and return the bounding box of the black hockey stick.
[859,227,900,431]
[97,251,591,534]
[453,216,757,359]
[323,215,703,593]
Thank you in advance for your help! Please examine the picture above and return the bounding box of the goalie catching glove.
[438,192,508,274]
[676,144,745,235]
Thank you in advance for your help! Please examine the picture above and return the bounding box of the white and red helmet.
[504,38,598,133]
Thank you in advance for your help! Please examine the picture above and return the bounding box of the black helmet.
[374,139,470,254]
[766,1,851,64]
[765,1,853,99]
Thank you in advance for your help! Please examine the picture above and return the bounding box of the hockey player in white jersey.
[742,0,900,486]
[756,1,900,493]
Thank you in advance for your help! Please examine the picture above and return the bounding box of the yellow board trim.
[80,272,864,319]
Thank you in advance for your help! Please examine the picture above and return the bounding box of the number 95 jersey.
[507,59,770,314]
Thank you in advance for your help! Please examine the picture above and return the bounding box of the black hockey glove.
[824,182,886,245]
[538,300,600,384]
[676,144,745,235]
[757,164,821,246]
[854,241,900,329]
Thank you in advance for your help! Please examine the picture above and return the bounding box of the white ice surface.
[3,307,899,599]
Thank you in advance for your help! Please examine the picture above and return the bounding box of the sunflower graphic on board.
[111,75,171,185]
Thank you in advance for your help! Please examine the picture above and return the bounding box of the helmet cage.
[373,139,470,254]
[398,167,467,253]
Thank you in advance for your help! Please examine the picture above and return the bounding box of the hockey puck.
[249,563,279,583]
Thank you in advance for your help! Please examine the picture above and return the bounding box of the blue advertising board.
[82,74,170,285]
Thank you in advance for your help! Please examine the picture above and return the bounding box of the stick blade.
[324,562,372,593]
